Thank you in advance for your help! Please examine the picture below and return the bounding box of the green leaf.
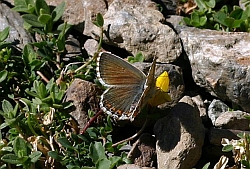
[244,115,250,120]
[93,13,104,27]
[56,38,65,52]
[2,100,13,114]
[48,151,62,160]
[12,0,34,13]
[0,70,8,83]
[214,11,227,26]
[12,103,19,118]
[13,137,28,157]
[109,156,121,168]
[33,80,40,94]
[224,17,235,28]
[0,27,10,42]
[17,156,29,164]
[52,1,65,22]
[222,144,233,152]
[77,135,90,144]
[1,154,20,164]
[202,162,210,169]
[1,146,13,152]
[22,14,44,27]
[38,13,52,24]
[199,16,207,26]
[243,159,250,168]
[29,151,42,163]
[38,82,47,98]
[128,52,145,63]
[195,0,215,10]
[35,0,50,15]
[183,17,191,25]
[96,158,111,169]
[57,137,72,149]
[191,12,200,25]
[232,19,243,28]
[89,142,106,164]
[86,128,98,139]
[205,0,215,8]
[25,89,39,98]
[22,44,37,66]
[0,122,9,130]
[135,52,144,62]
[230,8,243,19]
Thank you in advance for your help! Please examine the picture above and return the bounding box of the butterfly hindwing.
[100,85,144,120]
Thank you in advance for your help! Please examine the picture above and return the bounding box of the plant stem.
[112,117,148,147]
[81,110,104,134]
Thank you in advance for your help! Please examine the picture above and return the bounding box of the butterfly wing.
[129,57,157,120]
[100,86,144,120]
[97,52,147,120]
[97,52,146,86]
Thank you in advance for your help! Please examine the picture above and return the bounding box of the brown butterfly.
[96,52,157,121]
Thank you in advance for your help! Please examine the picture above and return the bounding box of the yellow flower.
[148,71,171,106]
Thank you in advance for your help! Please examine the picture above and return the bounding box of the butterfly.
[96,52,170,121]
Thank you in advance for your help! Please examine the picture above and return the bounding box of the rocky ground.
[1,0,250,168]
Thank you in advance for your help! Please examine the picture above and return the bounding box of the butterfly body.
[96,52,157,121]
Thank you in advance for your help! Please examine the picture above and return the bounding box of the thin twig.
[112,117,148,147]
[37,71,49,83]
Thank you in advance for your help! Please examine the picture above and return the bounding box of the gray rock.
[154,96,205,169]
[191,95,208,123]
[0,3,33,48]
[117,164,155,169]
[179,26,250,112]
[64,79,101,129]
[51,0,109,33]
[85,0,182,62]
[84,39,99,56]
[64,35,82,60]
[128,133,156,167]
[208,99,229,125]
[215,111,250,130]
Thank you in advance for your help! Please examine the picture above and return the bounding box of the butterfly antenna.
[112,117,148,147]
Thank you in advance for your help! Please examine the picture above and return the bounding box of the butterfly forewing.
[97,52,146,86]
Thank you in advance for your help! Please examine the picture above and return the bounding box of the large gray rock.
[179,26,250,112]
[0,3,33,48]
[85,0,182,62]
[154,96,205,169]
